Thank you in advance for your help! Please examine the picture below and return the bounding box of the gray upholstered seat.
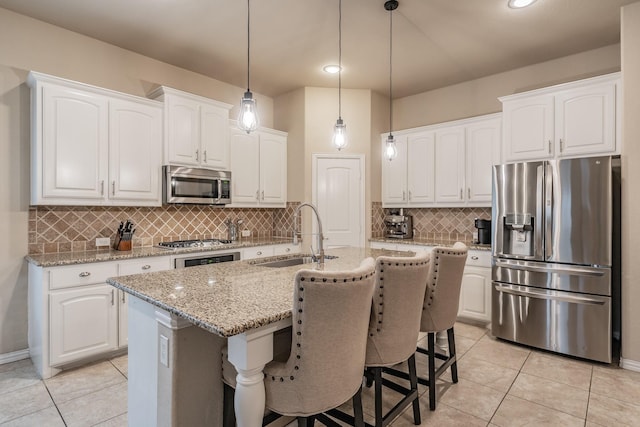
[222,258,377,426]
[419,242,468,410]
[362,252,430,427]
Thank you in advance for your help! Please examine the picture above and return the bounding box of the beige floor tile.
[463,336,530,371]
[439,378,505,421]
[44,361,126,404]
[456,354,519,393]
[491,395,585,427]
[0,359,33,374]
[57,382,127,427]
[110,354,128,378]
[587,391,640,426]
[591,365,640,406]
[508,372,589,419]
[391,399,488,426]
[0,362,41,396]
[454,322,488,341]
[0,405,65,427]
[0,382,54,424]
[92,412,128,426]
[521,352,593,390]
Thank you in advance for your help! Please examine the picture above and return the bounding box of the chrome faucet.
[292,202,325,269]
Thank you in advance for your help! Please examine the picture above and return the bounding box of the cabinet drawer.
[243,246,274,260]
[118,256,172,276]
[49,263,118,290]
[467,250,491,267]
[273,244,300,256]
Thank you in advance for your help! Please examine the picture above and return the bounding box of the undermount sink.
[256,255,339,268]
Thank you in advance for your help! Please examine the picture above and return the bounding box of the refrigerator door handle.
[535,164,545,259]
[494,259,606,277]
[545,162,554,260]
[494,284,606,305]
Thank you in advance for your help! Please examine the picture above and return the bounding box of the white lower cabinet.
[458,251,492,323]
[49,284,119,366]
[273,243,301,256]
[242,245,275,260]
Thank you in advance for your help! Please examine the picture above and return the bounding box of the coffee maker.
[384,209,413,239]
[474,218,491,245]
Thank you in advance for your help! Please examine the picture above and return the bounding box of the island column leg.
[227,318,291,427]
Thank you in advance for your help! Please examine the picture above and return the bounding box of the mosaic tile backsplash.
[29,202,301,254]
[371,202,492,244]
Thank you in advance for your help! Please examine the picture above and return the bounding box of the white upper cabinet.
[382,113,500,208]
[501,73,619,162]
[229,124,287,207]
[149,86,232,169]
[28,72,163,206]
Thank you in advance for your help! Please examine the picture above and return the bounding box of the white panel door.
[435,126,465,204]
[109,98,162,204]
[315,156,363,249]
[42,84,108,200]
[259,132,287,206]
[49,284,118,366]
[458,266,491,323]
[466,118,501,203]
[200,103,230,169]
[407,131,435,204]
[502,95,554,161]
[229,128,260,205]
[166,95,200,166]
[381,136,408,205]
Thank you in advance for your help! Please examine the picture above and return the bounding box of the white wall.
[0,7,275,355]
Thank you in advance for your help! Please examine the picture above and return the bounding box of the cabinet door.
[259,132,287,206]
[466,118,501,204]
[118,290,128,348]
[229,128,260,205]
[242,246,274,260]
[201,103,230,169]
[49,284,118,366]
[407,132,435,204]
[381,136,408,206]
[458,266,491,323]
[555,82,616,157]
[41,84,108,201]
[109,99,162,205]
[166,95,200,166]
[435,126,465,204]
[502,95,554,161]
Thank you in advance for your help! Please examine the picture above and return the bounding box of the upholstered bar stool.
[331,252,429,427]
[419,242,468,410]
[222,258,377,427]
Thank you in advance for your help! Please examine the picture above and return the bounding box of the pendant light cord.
[246,0,251,92]
[338,0,342,119]
[389,5,393,135]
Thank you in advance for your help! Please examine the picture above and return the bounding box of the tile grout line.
[43,381,68,427]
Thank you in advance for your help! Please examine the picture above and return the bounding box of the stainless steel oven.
[174,252,241,269]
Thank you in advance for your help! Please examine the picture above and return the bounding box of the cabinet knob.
[471,256,479,260]
[79,271,91,278]
[285,248,290,252]
[257,251,262,256]
[141,265,151,270]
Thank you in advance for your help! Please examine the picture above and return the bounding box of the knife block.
[113,234,132,251]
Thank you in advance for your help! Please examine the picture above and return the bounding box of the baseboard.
[620,357,640,372]
[0,349,30,365]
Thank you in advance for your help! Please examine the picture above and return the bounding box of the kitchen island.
[107,246,413,427]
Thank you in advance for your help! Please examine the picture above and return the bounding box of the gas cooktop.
[157,239,233,250]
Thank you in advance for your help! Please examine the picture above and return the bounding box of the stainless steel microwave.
[163,165,231,205]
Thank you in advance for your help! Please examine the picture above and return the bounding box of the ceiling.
[0,0,635,99]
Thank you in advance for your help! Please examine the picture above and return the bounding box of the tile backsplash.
[371,202,491,243]
[29,202,301,254]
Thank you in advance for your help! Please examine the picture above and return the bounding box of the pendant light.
[332,0,347,150]
[383,0,398,161]
[238,0,259,133]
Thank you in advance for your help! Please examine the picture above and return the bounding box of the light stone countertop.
[107,246,411,338]
[369,237,491,251]
[25,237,294,267]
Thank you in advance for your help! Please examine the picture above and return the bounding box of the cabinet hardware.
[203,150,207,162]
[100,180,104,196]
[559,138,564,152]
[468,188,471,199]
[460,189,463,200]
[141,265,151,270]
[471,256,479,260]
[548,140,552,154]
[122,292,126,303]
[402,191,406,201]
[261,190,264,200]
[195,149,199,161]
[111,289,115,305]
[256,190,260,200]
[78,272,91,278]
[408,190,412,201]
[285,248,290,252]
[112,181,115,196]
[257,251,262,256]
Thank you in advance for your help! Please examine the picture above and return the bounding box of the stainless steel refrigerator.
[491,156,621,363]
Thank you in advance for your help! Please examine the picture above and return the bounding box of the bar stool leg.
[428,332,436,411]
[447,327,458,383]
[408,354,421,425]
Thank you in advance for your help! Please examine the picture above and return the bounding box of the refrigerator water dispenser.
[502,213,534,256]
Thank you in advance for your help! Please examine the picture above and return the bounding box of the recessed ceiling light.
[508,0,537,8]
[323,65,341,74]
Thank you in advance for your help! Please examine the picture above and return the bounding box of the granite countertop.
[369,237,492,251]
[25,237,294,267]
[107,246,410,338]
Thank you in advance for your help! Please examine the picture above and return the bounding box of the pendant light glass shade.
[333,117,347,150]
[238,0,259,134]
[383,0,398,161]
[384,133,397,161]
[238,90,259,133]
[332,0,348,150]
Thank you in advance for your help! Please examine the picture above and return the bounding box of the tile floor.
[1,322,640,426]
